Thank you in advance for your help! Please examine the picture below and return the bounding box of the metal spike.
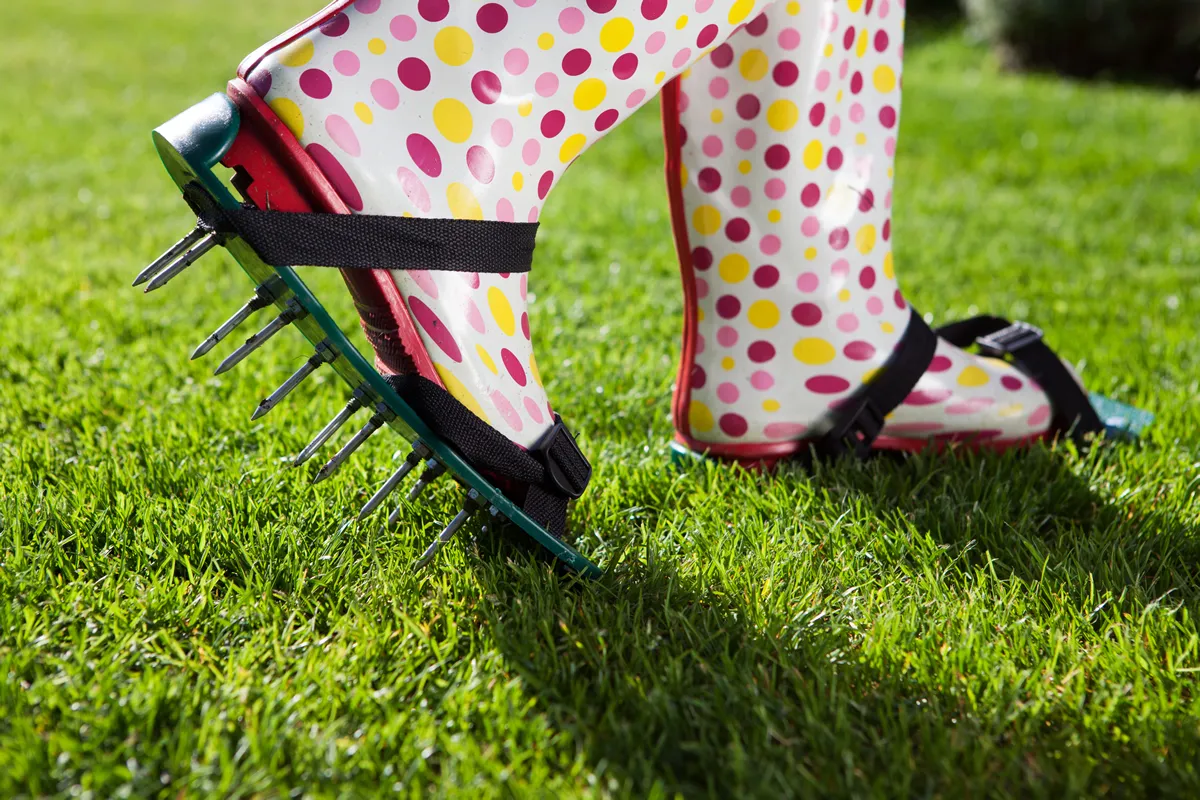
[478,505,503,537]
[214,299,307,376]
[387,458,447,527]
[190,278,283,360]
[293,388,371,467]
[250,340,337,421]
[312,403,395,485]
[413,490,484,571]
[358,442,432,520]
[143,232,221,292]
[134,226,207,286]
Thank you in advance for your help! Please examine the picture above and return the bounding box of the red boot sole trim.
[662,79,1048,464]
[221,77,441,385]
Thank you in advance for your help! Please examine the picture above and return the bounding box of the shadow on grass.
[475,447,1200,796]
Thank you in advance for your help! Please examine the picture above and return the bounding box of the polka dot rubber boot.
[664,0,1057,463]
[237,0,777,449]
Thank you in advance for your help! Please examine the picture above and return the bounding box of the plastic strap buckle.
[531,416,591,499]
[816,397,886,460]
[976,321,1043,358]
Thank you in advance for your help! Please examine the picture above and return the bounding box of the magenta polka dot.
[710,43,734,68]
[801,183,821,207]
[736,94,761,120]
[829,228,850,250]
[698,167,722,192]
[875,30,890,51]
[859,267,876,289]
[538,170,554,199]
[321,13,350,37]
[691,364,707,389]
[563,48,591,76]
[500,348,527,386]
[773,61,799,86]
[792,303,822,326]
[880,105,897,128]
[541,110,566,138]
[697,23,719,48]
[306,144,361,211]
[587,0,618,12]
[844,341,876,361]
[895,290,907,309]
[418,0,449,22]
[746,12,770,35]
[370,78,400,109]
[472,71,502,104]
[613,52,639,79]
[477,3,508,33]
[748,341,776,363]
[719,413,749,437]
[1001,375,1024,391]
[248,68,272,97]
[753,265,779,288]
[827,147,844,170]
[407,134,442,177]
[594,109,617,131]
[807,376,851,395]
[642,0,668,19]
[692,247,713,271]
[1028,405,1052,427]
[716,295,741,319]
[905,389,953,406]
[355,0,380,12]
[299,69,332,99]
[408,296,461,362]
[398,58,431,91]
[725,218,750,242]
[765,144,790,169]
[859,189,876,212]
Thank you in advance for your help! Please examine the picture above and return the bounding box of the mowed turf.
[2,2,1200,797]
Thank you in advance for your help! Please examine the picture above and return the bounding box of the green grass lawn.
[3,2,1200,797]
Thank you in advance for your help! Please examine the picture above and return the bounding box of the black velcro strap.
[811,308,938,460]
[383,374,590,538]
[935,315,1104,444]
[184,183,537,273]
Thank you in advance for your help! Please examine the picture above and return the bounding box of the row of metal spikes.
[136,224,504,569]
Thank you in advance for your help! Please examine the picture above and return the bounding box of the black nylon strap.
[810,308,938,460]
[184,183,537,273]
[383,374,590,538]
[935,315,1104,443]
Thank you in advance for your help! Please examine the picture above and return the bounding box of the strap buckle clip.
[531,417,591,499]
[976,321,1043,358]
[815,397,886,460]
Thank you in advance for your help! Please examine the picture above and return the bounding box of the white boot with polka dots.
[664,0,1104,464]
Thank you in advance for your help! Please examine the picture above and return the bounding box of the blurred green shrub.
[963,0,1200,86]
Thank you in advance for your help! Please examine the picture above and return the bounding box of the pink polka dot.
[797,272,819,292]
[946,397,996,415]
[333,50,360,76]
[750,370,775,390]
[709,77,729,98]
[646,31,666,54]
[522,139,541,166]
[467,146,495,184]
[1028,404,1052,427]
[694,0,714,12]
[491,118,513,146]
[524,396,546,425]
[559,7,585,33]
[371,78,400,110]
[408,269,439,298]
[837,313,860,332]
[778,27,801,50]
[764,422,807,439]
[905,389,953,406]
[831,259,850,278]
[928,355,953,373]
[717,325,739,347]
[735,128,757,150]
[801,216,821,237]
[695,278,709,299]
[355,0,381,12]
[390,14,417,41]
[764,178,786,200]
[496,198,515,222]
[672,48,692,69]
[491,390,523,432]
[866,297,884,315]
[730,186,751,207]
[849,102,865,123]
[465,298,486,333]
[408,296,461,362]
[504,48,529,75]
[815,70,831,91]
[702,135,723,157]
[325,114,360,157]
[396,167,431,213]
[717,382,740,404]
[626,89,647,108]
[760,235,780,255]
[535,72,559,97]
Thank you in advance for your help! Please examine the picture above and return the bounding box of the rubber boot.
[663,0,1096,464]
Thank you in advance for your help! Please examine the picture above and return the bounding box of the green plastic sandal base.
[151,93,602,579]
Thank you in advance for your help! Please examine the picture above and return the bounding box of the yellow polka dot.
[354,102,374,125]
[680,164,689,184]
[856,224,877,255]
[836,89,844,103]
[881,321,895,334]
[804,247,817,260]
[476,344,498,375]
[530,355,544,387]
[874,65,897,93]
[848,0,864,10]
[710,109,724,123]
[368,37,387,55]
[998,403,1025,418]
[654,71,666,85]
[739,49,770,81]
[855,132,867,146]
[838,289,851,302]
[433,98,473,143]
[574,78,607,111]
[559,133,587,164]
[729,0,756,24]
[682,67,693,79]
[883,252,895,279]
[435,365,488,424]
[720,357,735,371]
[824,43,834,58]
[676,15,689,29]
[434,26,474,66]
[692,205,721,236]
[599,17,635,52]
[738,160,752,174]
[957,366,990,387]
[794,338,836,365]
[748,301,780,329]
[279,38,314,67]
[446,183,483,220]
[512,172,524,191]
[718,254,750,283]
[768,209,782,223]
[538,32,555,50]
[697,308,705,322]
[268,97,304,139]
[763,399,781,412]
[786,1,800,13]
[862,367,882,384]
[856,29,869,58]
[689,401,715,433]
[803,139,824,169]
[766,100,799,132]
[518,100,533,117]
[487,287,516,336]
